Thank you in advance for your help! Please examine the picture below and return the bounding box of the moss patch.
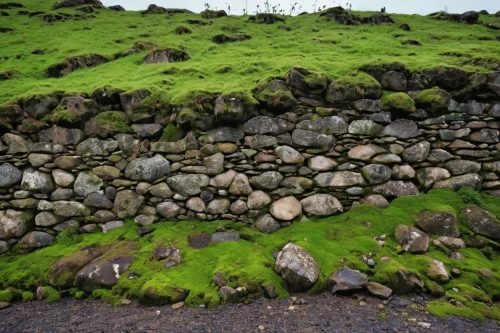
[382,92,416,112]
[96,111,132,133]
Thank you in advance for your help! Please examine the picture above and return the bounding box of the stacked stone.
[1,65,499,253]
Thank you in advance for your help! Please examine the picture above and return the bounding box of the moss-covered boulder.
[285,67,328,103]
[45,53,109,78]
[143,48,190,64]
[253,77,298,112]
[119,89,159,123]
[176,108,214,132]
[48,246,103,289]
[91,86,122,111]
[138,281,189,305]
[21,94,59,119]
[414,88,451,115]
[214,91,259,124]
[325,73,382,104]
[0,103,24,132]
[421,67,468,91]
[382,93,416,113]
[201,9,227,19]
[160,123,186,142]
[85,111,132,137]
[45,96,99,125]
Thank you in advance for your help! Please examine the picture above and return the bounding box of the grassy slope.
[0,1,500,104]
[2,189,500,320]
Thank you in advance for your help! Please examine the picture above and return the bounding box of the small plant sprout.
[225,3,231,14]
[204,3,210,10]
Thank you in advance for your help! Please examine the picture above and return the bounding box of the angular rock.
[379,119,420,139]
[251,171,284,190]
[254,214,280,233]
[373,181,419,198]
[348,120,383,136]
[395,225,430,253]
[0,209,34,239]
[20,231,55,250]
[327,267,368,293]
[39,126,84,145]
[0,163,22,187]
[84,193,114,209]
[402,141,430,163]
[444,160,481,176]
[201,127,244,143]
[300,194,343,216]
[416,168,450,188]
[247,190,272,210]
[75,256,134,293]
[3,133,28,154]
[35,212,61,227]
[434,173,482,191]
[21,169,55,194]
[381,71,407,91]
[348,144,386,161]
[114,191,145,217]
[125,155,170,182]
[228,173,253,195]
[461,206,500,240]
[148,183,173,199]
[415,211,460,237]
[270,196,302,221]
[427,260,449,283]
[207,199,230,215]
[360,194,390,209]
[74,171,103,197]
[210,170,237,189]
[167,174,210,197]
[274,146,304,164]
[275,243,319,292]
[296,116,348,135]
[367,282,392,299]
[76,138,117,156]
[242,116,294,135]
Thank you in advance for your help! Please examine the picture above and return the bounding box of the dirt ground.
[1,292,499,333]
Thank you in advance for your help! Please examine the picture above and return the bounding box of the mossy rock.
[91,289,122,306]
[382,92,416,112]
[0,289,13,302]
[161,123,186,142]
[214,91,259,124]
[41,286,62,303]
[22,291,35,302]
[175,25,193,35]
[253,76,298,112]
[285,67,328,97]
[45,53,109,78]
[325,72,382,104]
[414,88,451,115]
[0,103,24,132]
[45,96,99,125]
[95,111,132,133]
[138,282,189,305]
[143,48,190,64]
[201,9,227,19]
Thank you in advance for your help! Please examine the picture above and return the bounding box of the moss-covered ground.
[1,2,500,105]
[1,189,500,321]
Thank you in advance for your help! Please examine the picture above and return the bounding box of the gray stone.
[381,71,407,91]
[156,202,183,219]
[461,205,500,240]
[402,141,430,163]
[21,169,55,194]
[416,168,451,188]
[35,212,62,227]
[300,194,343,216]
[415,211,460,237]
[274,146,304,164]
[438,236,465,250]
[75,256,134,293]
[427,259,449,283]
[469,129,499,143]
[132,123,164,139]
[84,192,114,209]
[210,170,237,189]
[270,196,302,221]
[0,163,22,187]
[351,99,383,112]
[53,201,90,217]
[367,282,392,299]
[428,149,454,163]
[229,200,248,215]
[392,165,416,180]
[460,102,484,116]
[347,144,386,161]
[242,116,294,135]
[314,171,366,187]
[102,220,124,233]
[228,173,253,195]
[51,188,74,201]
[244,135,277,149]
[76,138,117,156]
[181,153,224,176]
[254,214,280,233]
[167,174,210,197]
[39,126,84,145]
[251,171,284,190]
[134,214,158,226]
[360,194,390,209]
[307,156,337,171]
[395,225,430,253]
[444,160,481,175]
[327,267,368,293]
[28,154,53,167]
[149,183,173,199]
[348,120,383,136]
[92,166,121,180]
[219,286,239,304]
[54,156,83,170]
[52,169,75,187]
[373,181,419,198]
[380,120,420,139]
[275,243,319,292]
[212,232,240,242]
[247,190,272,210]
[94,210,117,224]
[296,116,348,135]
[0,240,9,254]
[74,171,103,197]
[207,199,230,215]
[434,173,483,191]
[20,231,55,249]
[0,209,34,239]
[125,155,170,182]
[372,153,402,164]
[361,164,391,185]
[292,129,335,148]
[201,127,244,143]
[388,270,424,294]
[113,190,145,217]
[3,133,28,154]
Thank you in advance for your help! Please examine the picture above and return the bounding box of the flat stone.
[212,232,240,242]
[415,211,460,237]
[327,267,368,293]
[314,171,366,187]
[300,194,343,216]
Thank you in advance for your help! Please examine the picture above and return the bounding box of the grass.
[1,189,500,320]
[0,2,499,106]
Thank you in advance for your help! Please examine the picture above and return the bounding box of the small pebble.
[156,310,161,315]
[288,306,295,311]
[417,322,432,329]
[121,299,132,305]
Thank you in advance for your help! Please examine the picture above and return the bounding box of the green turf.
[1,2,499,105]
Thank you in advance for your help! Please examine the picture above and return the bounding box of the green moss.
[0,289,14,302]
[176,108,198,125]
[427,301,485,321]
[75,291,85,300]
[22,291,35,302]
[91,289,122,306]
[414,88,449,114]
[96,111,132,133]
[382,92,416,112]
[56,226,83,246]
[43,286,62,303]
[161,123,186,142]
[45,109,79,124]
[448,284,491,303]
[335,72,380,89]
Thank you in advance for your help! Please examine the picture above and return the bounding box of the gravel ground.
[1,292,499,333]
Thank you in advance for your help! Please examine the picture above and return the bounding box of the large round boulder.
[414,211,460,237]
[270,196,302,221]
[300,194,343,216]
[275,243,319,292]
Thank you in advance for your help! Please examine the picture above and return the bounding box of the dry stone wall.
[1,65,500,254]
